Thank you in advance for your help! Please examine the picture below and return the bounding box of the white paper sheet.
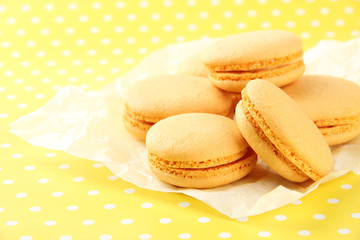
[10,37,360,219]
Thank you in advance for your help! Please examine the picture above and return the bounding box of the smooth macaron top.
[242,80,333,179]
[146,113,248,166]
[282,75,360,121]
[201,30,303,70]
[124,75,232,122]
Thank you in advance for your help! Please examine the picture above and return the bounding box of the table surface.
[1,0,360,239]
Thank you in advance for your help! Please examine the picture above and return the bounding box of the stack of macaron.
[122,30,360,189]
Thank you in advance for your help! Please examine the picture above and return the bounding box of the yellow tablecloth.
[1,0,360,239]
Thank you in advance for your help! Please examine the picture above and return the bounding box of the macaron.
[123,74,233,140]
[201,30,305,93]
[235,80,333,182]
[146,113,257,188]
[282,75,360,146]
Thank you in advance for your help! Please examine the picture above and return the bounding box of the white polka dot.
[258,231,271,237]
[45,152,56,157]
[175,12,185,19]
[341,184,352,189]
[54,16,64,23]
[101,38,111,45]
[261,22,271,28]
[328,198,339,204]
[163,0,172,7]
[295,8,305,15]
[7,94,16,100]
[24,86,34,91]
[104,204,116,210]
[141,203,153,208]
[139,25,148,32]
[0,87,5,92]
[92,2,102,9]
[212,23,222,30]
[26,41,36,47]
[237,22,247,29]
[258,0,267,4]
[179,202,190,207]
[21,4,30,11]
[90,27,99,34]
[236,217,248,222]
[187,0,196,6]
[42,77,51,83]
[41,28,51,35]
[1,41,10,48]
[59,236,72,240]
[84,69,93,74]
[12,153,23,158]
[112,49,122,55]
[313,214,325,220]
[298,230,311,236]
[199,11,209,19]
[73,177,84,182]
[30,206,41,212]
[310,20,320,27]
[88,190,99,195]
[31,69,40,75]
[96,76,105,81]
[0,113,8,118]
[103,14,113,22]
[6,221,18,226]
[198,217,210,223]
[218,232,231,239]
[1,143,11,148]
[20,236,33,240]
[116,2,125,8]
[159,218,171,224]
[35,94,45,99]
[188,24,197,31]
[247,10,257,17]
[67,205,78,211]
[272,9,281,16]
[21,62,30,67]
[68,3,77,10]
[72,59,82,65]
[110,68,120,73]
[124,188,135,194]
[65,28,75,35]
[223,11,233,18]
[79,15,88,22]
[7,17,16,24]
[52,192,63,197]
[62,50,71,56]
[139,1,149,8]
[10,52,20,58]
[139,234,151,240]
[4,70,13,76]
[320,7,330,15]
[127,13,137,21]
[275,215,287,221]
[344,6,354,14]
[352,213,360,218]
[0,208,4,212]
[286,21,295,28]
[44,3,54,11]
[210,0,219,5]
[16,29,26,36]
[99,235,112,240]
[0,6,7,12]
[83,220,95,225]
[121,219,133,224]
[163,24,173,32]
[3,179,14,184]
[338,229,350,234]
[138,48,148,54]
[37,51,46,57]
[106,175,118,181]
[179,233,191,239]
[38,178,49,184]
[335,19,345,26]
[44,220,56,226]
[17,103,27,108]
[301,32,310,39]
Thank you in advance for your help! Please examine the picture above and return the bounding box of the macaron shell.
[149,149,257,188]
[241,80,333,181]
[146,113,248,164]
[124,75,233,122]
[235,107,308,182]
[209,62,305,93]
[282,75,360,122]
[202,30,303,69]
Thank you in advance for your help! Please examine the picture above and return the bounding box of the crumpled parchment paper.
[10,37,360,219]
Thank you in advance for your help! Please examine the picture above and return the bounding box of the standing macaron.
[146,113,257,188]
[201,30,305,93]
[282,75,360,146]
[123,74,233,140]
[235,80,333,182]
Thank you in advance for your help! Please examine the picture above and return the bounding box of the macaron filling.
[316,115,360,137]
[240,89,320,181]
[148,148,257,179]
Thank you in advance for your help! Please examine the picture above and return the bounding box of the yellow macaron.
[282,75,360,146]
[146,113,257,188]
[201,30,305,93]
[235,80,333,182]
[123,74,233,140]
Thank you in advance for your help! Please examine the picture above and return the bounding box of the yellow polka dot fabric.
[1,0,360,239]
